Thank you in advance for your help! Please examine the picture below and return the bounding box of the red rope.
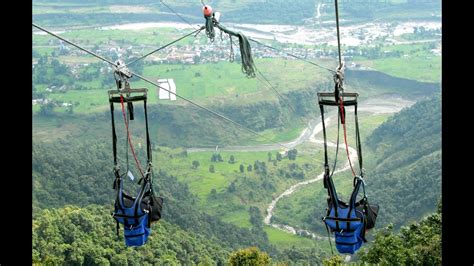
[339,96,357,177]
[120,95,145,179]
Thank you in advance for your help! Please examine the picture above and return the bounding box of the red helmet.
[203,5,213,17]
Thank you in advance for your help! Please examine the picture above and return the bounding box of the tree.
[248,207,263,229]
[288,149,298,160]
[267,152,272,162]
[32,205,230,265]
[209,165,215,173]
[39,102,55,116]
[359,208,441,265]
[247,165,252,172]
[322,255,344,265]
[228,247,270,266]
[239,164,245,173]
[66,105,74,115]
[276,152,282,161]
[259,162,267,175]
[192,160,200,169]
[229,155,235,164]
[211,154,223,162]
[210,188,217,198]
[227,182,236,193]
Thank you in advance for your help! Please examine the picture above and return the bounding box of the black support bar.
[317,92,358,106]
[109,95,148,103]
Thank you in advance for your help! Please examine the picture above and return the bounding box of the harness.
[109,61,163,247]
[318,67,379,254]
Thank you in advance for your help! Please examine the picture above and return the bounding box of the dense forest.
[358,202,441,264]
[33,138,331,263]
[32,203,441,264]
[33,139,271,250]
[33,205,230,265]
[366,94,441,228]
[270,93,441,238]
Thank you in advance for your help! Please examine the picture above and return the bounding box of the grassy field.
[155,149,296,200]
[221,209,253,228]
[37,57,330,114]
[152,147,329,225]
[371,56,440,83]
[264,225,331,251]
[33,27,188,47]
[354,44,441,83]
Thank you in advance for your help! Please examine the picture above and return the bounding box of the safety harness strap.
[319,104,330,175]
[143,98,152,168]
[110,101,118,167]
[354,104,363,174]
[320,103,340,231]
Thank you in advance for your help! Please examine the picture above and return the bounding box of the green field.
[354,44,441,83]
[155,149,299,199]
[221,209,252,228]
[371,56,440,83]
[264,226,329,250]
[152,147,328,226]
[35,57,331,114]
[33,27,190,47]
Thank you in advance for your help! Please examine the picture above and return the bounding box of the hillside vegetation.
[33,138,332,262]
[365,94,441,227]
[270,94,441,236]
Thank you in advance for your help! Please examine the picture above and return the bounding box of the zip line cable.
[33,23,117,66]
[333,0,358,177]
[158,0,201,30]
[226,35,309,137]
[32,23,290,150]
[249,38,336,74]
[231,34,309,133]
[254,69,305,125]
[130,72,291,149]
[157,1,336,74]
[126,26,205,66]
[334,0,343,67]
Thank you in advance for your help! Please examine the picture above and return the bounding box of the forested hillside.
[33,203,441,264]
[33,205,230,265]
[358,202,441,264]
[366,94,441,228]
[32,139,330,263]
[269,94,441,238]
[33,139,271,250]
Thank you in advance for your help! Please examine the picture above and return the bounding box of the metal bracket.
[113,60,133,93]
[334,62,345,101]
